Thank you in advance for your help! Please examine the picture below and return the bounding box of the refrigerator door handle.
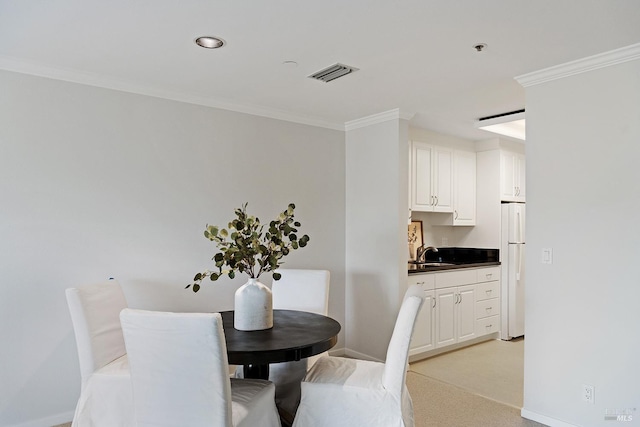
[516,244,522,281]
[516,210,522,243]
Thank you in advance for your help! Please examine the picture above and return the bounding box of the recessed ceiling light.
[195,36,225,49]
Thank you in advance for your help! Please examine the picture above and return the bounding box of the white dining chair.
[120,309,281,427]
[292,284,425,427]
[235,269,330,421]
[273,269,332,419]
[65,279,134,427]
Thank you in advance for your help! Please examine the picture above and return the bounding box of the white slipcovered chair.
[235,269,330,420]
[270,269,331,416]
[292,284,425,427]
[65,279,133,427]
[120,308,281,427]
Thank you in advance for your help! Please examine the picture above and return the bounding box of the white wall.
[345,116,409,361]
[0,70,346,427]
[521,55,640,426]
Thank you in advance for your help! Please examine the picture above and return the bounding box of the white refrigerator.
[501,203,525,340]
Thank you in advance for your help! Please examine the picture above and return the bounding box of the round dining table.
[220,309,341,380]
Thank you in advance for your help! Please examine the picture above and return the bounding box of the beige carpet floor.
[410,338,525,409]
[407,372,544,427]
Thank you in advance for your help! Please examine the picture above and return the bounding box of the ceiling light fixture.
[195,36,225,49]
[476,110,526,140]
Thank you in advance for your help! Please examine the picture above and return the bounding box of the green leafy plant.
[186,203,310,293]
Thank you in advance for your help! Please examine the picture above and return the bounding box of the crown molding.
[0,54,345,131]
[516,42,640,87]
[344,108,415,131]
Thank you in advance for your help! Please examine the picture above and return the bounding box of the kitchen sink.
[409,261,455,267]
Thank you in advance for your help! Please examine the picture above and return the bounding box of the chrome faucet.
[416,245,438,262]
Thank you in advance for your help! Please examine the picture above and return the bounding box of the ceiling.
[2,0,640,140]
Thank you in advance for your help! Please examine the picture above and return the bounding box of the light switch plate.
[542,248,553,264]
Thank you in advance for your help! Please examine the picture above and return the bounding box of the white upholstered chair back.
[292,284,425,427]
[382,285,425,397]
[65,279,128,388]
[120,309,234,427]
[272,269,330,315]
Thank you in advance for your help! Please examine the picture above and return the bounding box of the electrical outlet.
[583,384,595,404]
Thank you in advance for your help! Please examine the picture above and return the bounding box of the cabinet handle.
[454,210,458,219]
[435,195,439,206]
[486,307,492,313]
[486,289,492,295]
[417,281,425,285]
[486,324,493,328]
[432,299,436,309]
[486,273,492,279]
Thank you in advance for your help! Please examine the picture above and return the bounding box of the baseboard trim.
[521,408,578,427]
[328,346,346,357]
[408,334,499,363]
[343,347,384,363]
[5,411,74,427]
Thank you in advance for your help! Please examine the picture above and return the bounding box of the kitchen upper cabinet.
[501,151,526,202]
[411,141,453,212]
[453,150,476,226]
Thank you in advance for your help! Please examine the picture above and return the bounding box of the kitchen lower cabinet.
[475,267,500,336]
[410,290,435,355]
[409,265,501,359]
[435,284,476,348]
[409,274,436,355]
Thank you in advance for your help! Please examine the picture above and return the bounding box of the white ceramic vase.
[234,278,273,331]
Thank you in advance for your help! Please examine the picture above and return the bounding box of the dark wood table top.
[220,309,341,366]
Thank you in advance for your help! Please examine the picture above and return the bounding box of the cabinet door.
[412,142,434,211]
[435,288,456,348]
[500,151,516,201]
[457,285,477,343]
[433,148,453,212]
[453,150,476,225]
[515,153,526,201]
[410,290,435,354]
[501,151,526,202]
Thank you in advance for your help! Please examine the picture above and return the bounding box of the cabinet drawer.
[476,267,500,283]
[408,273,435,290]
[435,269,476,289]
[476,281,499,301]
[476,298,500,320]
[476,315,500,336]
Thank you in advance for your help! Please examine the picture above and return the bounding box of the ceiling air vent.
[308,63,359,83]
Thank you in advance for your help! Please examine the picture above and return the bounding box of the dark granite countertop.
[408,247,500,274]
